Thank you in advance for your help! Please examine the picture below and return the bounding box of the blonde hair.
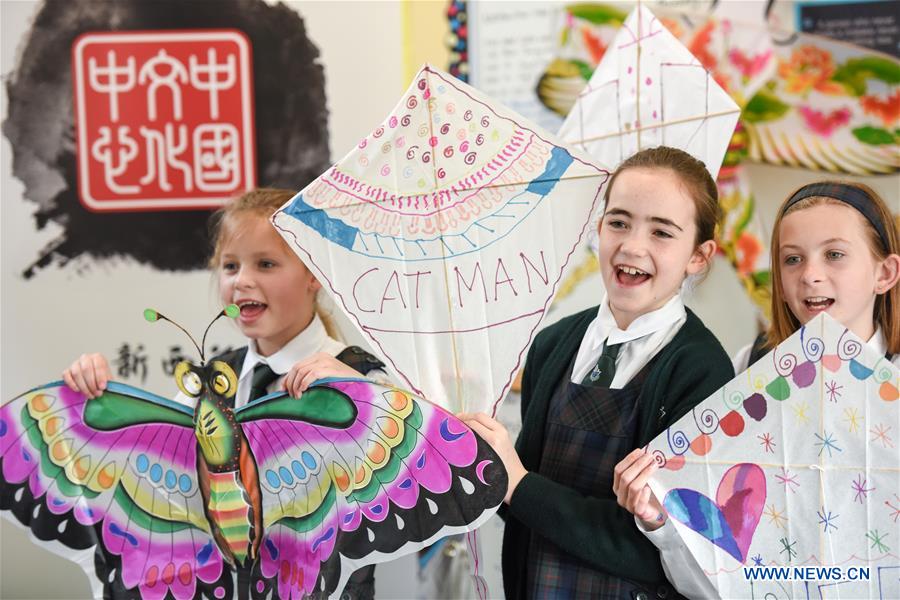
[767,182,899,354]
[209,188,341,339]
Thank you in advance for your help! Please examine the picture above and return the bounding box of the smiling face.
[216,212,321,356]
[778,202,887,341]
[598,167,714,329]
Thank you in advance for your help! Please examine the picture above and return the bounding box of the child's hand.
[457,412,526,504]
[282,352,364,398]
[63,353,111,399]
[613,448,666,530]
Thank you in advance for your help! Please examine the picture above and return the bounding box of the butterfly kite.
[0,307,507,599]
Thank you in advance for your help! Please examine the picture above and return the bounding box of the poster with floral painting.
[742,33,899,175]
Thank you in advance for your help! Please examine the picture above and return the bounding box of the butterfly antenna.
[200,304,240,364]
[143,308,204,363]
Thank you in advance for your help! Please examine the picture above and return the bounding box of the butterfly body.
[181,360,264,569]
[204,469,254,565]
[194,396,242,470]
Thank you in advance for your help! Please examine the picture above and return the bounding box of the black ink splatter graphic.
[4,0,330,278]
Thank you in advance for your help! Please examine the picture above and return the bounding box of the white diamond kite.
[647,312,899,599]
[559,5,740,179]
[273,65,610,413]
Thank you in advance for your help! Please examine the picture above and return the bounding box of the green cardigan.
[501,306,734,598]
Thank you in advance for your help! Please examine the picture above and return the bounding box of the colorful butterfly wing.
[241,423,343,599]
[0,382,231,600]
[236,378,507,598]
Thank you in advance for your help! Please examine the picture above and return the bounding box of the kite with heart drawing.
[647,313,899,599]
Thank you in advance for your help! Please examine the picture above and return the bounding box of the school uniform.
[502,295,734,599]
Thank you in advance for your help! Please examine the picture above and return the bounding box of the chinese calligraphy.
[73,31,256,211]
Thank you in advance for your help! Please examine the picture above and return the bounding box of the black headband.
[783,182,891,251]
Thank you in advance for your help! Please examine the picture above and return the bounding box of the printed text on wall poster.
[72,30,256,211]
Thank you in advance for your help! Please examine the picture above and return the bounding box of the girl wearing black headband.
[735,181,900,371]
[658,182,899,598]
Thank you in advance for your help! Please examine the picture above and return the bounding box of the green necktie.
[581,339,621,387]
[248,363,280,402]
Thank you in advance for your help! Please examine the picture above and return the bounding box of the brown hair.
[767,181,899,354]
[603,145,722,256]
[209,188,341,339]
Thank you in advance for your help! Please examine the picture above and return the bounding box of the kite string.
[673,458,898,472]
[570,108,741,145]
[636,0,642,150]
[425,66,465,412]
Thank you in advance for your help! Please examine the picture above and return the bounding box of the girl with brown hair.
[461,146,734,599]
[735,181,899,370]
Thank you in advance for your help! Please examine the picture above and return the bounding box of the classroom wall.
[1,1,896,598]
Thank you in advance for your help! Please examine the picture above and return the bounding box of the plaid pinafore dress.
[525,353,683,600]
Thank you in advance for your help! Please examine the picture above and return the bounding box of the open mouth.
[803,296,834,312]
[237,300,267,320]
[615,264,651,286]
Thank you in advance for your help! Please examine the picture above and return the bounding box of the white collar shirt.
[570,294,687,389]
[235,313,345,408]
